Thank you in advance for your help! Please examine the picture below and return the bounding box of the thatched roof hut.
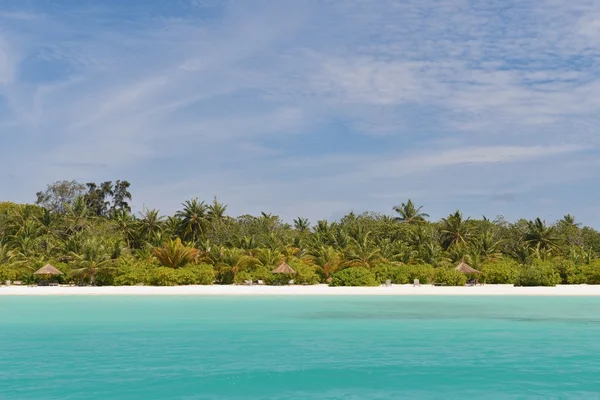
[272,261,296,274]
[33,264,63,276]
[455,261,481,274]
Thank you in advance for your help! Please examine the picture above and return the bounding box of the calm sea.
[1,296,600,399]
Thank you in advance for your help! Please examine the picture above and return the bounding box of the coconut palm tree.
[70,239,115,285]
[207,197,228,221]
[440,211,472,249]
[393,199,429,224]
[309,245,342,279]
[153,238,200,269]
[137,209,164,244]
[293,217,310,233]
[525,218,558,258]
[345,232,382,268]
[176,198,208,242]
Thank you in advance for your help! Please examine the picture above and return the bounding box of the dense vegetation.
[2,180,600,287]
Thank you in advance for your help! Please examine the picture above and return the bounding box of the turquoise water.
[1,297,600,399]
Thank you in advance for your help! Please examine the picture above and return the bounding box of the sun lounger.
[385,279,391,287]
[257,280,265,285]
[413,279,420,287]
[13,281,22,285]
[244,280,253,286]
[288,280,294,285]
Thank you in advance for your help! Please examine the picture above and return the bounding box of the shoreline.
[2,284,600,296]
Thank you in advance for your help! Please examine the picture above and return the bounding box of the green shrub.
[215,265,234,285]
[176,264,215,285]
[581,261,600,284]
[0,266,17,282]
[292,263,320,285]
[234,271,253,284]
[402,264,434,284]
[372,264,409,284]
[114,260,153,286]
[432,267,467,286]
[514,262,561,287]
[550,258,577,284]
[151,267,179,286]
[251,266,275,285]
[330,267,378,287]
[481,260,519,284]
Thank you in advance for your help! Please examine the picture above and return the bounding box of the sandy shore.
[2,284,600,296]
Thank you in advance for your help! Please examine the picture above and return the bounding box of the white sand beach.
[2,284,600,296]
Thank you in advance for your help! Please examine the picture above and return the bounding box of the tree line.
[1,180,600,287]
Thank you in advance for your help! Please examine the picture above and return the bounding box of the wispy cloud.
[0,0,598,225]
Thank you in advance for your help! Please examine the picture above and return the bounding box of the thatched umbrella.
[455,261,481,285]
[33,264,63,285]
[454,261,481,274]
[272,261,296,275]
[34,264,64,276]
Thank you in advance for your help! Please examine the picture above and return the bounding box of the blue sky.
[1,0,600,225]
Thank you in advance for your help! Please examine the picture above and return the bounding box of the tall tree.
[36,181,86,213]
[440,210,472,249]
[176,199,208,243]
[84,181,114,217]
[393,199,429,224]
[111,180,132,214]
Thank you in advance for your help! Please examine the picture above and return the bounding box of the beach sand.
[2,284,600,296]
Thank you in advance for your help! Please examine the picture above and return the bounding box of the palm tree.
[393,199,429,224]
[137,209,164,243]
[207,197,228,221]
[293,217,310,233]
[309,245,342,279]
[345,232,382,268]
[525,218,558,258]
[176,198,208,242]
[440,211,472,249]
[470,231,503,263]
[561,214,580,227]
[153,238,199,269]
[70,239,115,285]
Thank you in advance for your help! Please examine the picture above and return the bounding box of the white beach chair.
[288,280,294,285]
[413,279,420,287]
[385,279,392,287]
[244,280,253,286]
[257,280,265,285]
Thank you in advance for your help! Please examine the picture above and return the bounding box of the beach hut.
[33,264,63,286]
[455,261,481,285]
[272,261,296,285]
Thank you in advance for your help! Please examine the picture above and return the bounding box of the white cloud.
[0,0,600,225]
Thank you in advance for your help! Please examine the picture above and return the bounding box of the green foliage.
[4,185,600,287]
[114,260,154,286]
[151,267,179,286]
[233,271,253,284]
[177,264,215,285]
[578,260,600,284]
[481,259,520,284]
[250,266,275,285]
[330,267,379,287]
[293,264,320,285]
[372,264,409,284]
[0,265,17,282]
[514,262,561,287]
[550,257,578,284]
[432,267,467,286]
[402,264,435,284]
[153,238,199,269]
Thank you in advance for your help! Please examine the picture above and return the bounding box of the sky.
[1,0,600,226]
